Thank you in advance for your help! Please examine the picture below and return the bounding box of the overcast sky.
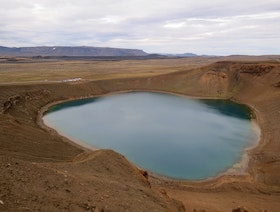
[0,0,279,55]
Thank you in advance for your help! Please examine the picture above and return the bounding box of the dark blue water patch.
[46,98,98,114]
[199,99,251,120]
[43,92,256,180]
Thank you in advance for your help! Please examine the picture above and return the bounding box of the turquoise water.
[43,92,257,180]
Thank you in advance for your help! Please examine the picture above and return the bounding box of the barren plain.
[0,56,280,211]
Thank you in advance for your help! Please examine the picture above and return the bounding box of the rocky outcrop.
[232,206,249,212]
[1,89,50,114]
[2,95,21,113]
[274,81,280,87]
[239,64,274,76]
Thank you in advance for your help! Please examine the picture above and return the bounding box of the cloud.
[0,0,279,55]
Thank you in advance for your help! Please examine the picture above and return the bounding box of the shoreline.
[37,89,262,183]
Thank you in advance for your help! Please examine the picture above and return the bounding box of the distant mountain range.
[0,46,148,57]
[161,52,198,57]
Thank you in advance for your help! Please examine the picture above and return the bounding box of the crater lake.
[43,92,259,180]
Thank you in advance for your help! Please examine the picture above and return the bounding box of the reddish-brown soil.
[0,58,280,211]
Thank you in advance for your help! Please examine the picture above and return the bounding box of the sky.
[0,0,279,55]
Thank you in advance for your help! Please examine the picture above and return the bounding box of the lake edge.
[39,90,261,182]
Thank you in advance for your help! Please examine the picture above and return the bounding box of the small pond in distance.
[43,92,258,180]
